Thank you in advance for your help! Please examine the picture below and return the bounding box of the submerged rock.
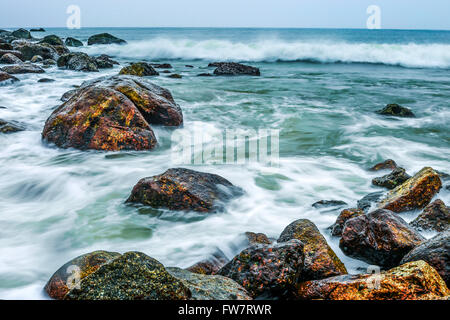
[218,240,305,299]
[339,209,424,268]
[410,199,449,232]
[0,52,22,64]
[65,37,83,47]
[211,62,260,76]
[197,73,212,77]
[126,168,243,212]
[329,208,365,237]
[45,251,191,300]
[357,191,384,212]
[168,73,182,79]
[376,104,415,117]
[88,33,126,45]
[57,52,98,72]
[1,63,45,74]
[278,219,347,280]
[312,200,347,209]
[0,71,19,85]
[377,167,442,213]
[400,230,449,286]
[0,119,25,133]
[167,267,251,300]
[119,62,159,76]
[372,167,411,189]
[38,78,55,83]
[296,261,449,300]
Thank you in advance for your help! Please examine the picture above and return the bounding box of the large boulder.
[57,52,98,72]
[65,37,83,47]
[339,209,424,268]
[39,35,64,46]
[0,52,22,64]
[11,28,32,39]
[401,230,449,286]
[296,261,449,300]
[88,33,126,45]
[210,62,260,76]
[126,168,243,212]
[119,62,159,76]
[15,43,58,60]
[167,267,251,300]
[0,71,19,85]
[372,167,411,189]
[329,208,365,237]
[278,219,347,280]
[45,251,191,300]
[218,240,305,299]
[376,104,415,117]
[410,199,449,232]
[1,63,44,74]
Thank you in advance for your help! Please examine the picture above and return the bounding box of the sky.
[0,0,449,30]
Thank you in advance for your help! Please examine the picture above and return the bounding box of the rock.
[312,200,347,209]
[30,28,45,32]
[11,28,32,39]
[211,62,260,76]
[30,55,43,63]
[167,267,251,300]
[369,159,398,171]
[87,33,126,45]
[44,251,191,300]
[60,89,78,102]
[372,167,411,190]
[38,78,55,83]
[329,208,365,237]
[0,119,25,133]
[357,191,384,212]
[47,44,70,56]
[161,70,171,74]
[218,240,305,299]
[127,168,243,212]
[0,71,19,85]
[15,43,58,61]
[185,65,194,68]
[0,49,24,61]
[119,62,159,76]
[245,232,272,245]
[1,63,45,74]
[197,73,212,77]
[65,37,83,47]
[340,209,425,268]
[401,230,449,286]
[377,167,442,213]
[278,219,347,280]
[410,200,449,232]
[151,63,172,69]
[296,260,449,300]
[39,35,64,46]
[186,251,228,276]
[57,52,98,72]
[0,43,13,50]
[376,104,415,118]
[95,54,119,69]
[43,59,56,66]
[168,74,182,79]
[0,53,22,64]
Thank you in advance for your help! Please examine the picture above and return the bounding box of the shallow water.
[0,28,449,299]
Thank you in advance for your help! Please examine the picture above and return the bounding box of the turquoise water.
[0,28,449,299]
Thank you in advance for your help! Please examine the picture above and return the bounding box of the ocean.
[0,27,449,299]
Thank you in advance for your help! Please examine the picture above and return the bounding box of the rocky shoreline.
[1,28,449,300]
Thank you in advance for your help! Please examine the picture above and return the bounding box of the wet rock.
[197,73,212,77]
[377,167,442,213]
[357,191,384,212]
[30,28,45,32]
[1,63,45,74]
[218,240,305,299]
[39,35,64,46]
[11,28,32,39]
[186,250,228,275]
[168,74,182,79]
[0,71,19,85]
[119,62,159,76]
[0,49,24,61]
[372,167,411,190]
[0,119,25,133]
[47,44,70,56]
[38,78,55,83]
[127,168,243,212]
[296,260,449,300]
[161,70,171,74]
[210,62,260,76]
[340,209,425,268]
[312,200,347,209]
[245,232,272,245]
[95,54,119,69]
[167,267,251,300]
[57,52,98,72]
[376,103,415,118]
[369,159,398,171]
[151,63,172,69]
[401,230,449,286]
[15,43,58,61]
[87,33,126,45]
[60,89,78,102]
[65,37,83,47]
[0,53,22,64]
[43,59,56,66]
[185,65,194,68]
[278,219,347,280]
[45,251,191,300]
[410,199,449,232]
[329,208,365,237]
[30,55,43,63]
[0,43,13,50]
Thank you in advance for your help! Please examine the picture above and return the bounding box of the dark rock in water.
[1,63,45,74]
[47,44,70,56]
[376,104,415,118]
[0,53,22,64]
[245,232,272,245]
[30,55,43,63]
[151,63,172,69]
[218,240,305,299]
[278,219,347,280]
[296,260,449,300]
[11,28,32,39]
[38,78,55,83]
[39,35,64,46]
[87,33,126,45]
[186,250,228,275]
[119,62,159,76]
[410,199,449,232]
[30,28,45,32]
[210,62,260,76]
[185,65,194,68]
[369,159,398,171]
[0,43,13,50]
[167,267,251,300]
[0,119,25,133]
[95,54,119,69]
[0,71,19,85]
[65,37,83,47]
[400,230,449,286]
[357,191,384,212]
[312,200,347,209]
[44,251,191,300]
[377,167,442,213]
[372,167,411,190]
[127,168,243,212]
[0,49,24,61]
[197,73,212,77]
[340,209,424,268]
[15,43,58,61]
[161,70,171,74]
[329,208,365,237]
[168,73,182,79]
[57,52,98,72]
[43,59,56,66]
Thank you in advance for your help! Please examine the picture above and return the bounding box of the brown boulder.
[369,159,398,171]
[410,199,449,232]
[329,208,365,237]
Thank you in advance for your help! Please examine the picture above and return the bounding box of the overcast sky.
[1,0,449,30]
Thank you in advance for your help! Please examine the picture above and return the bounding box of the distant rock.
[372,167,411,189]
[329,208,365,237]
[57,52,98,72]
[151,63,172,69]
[38,78,55,83]
[410,199,449,232]
[185,65,194,68]
[0,52,22,64]
[0,119,25,133]
[168,73,182,79]
[376,104,415,118]
[0,71,19,85]
[30,28,45,32]
[119,62,159,76]
[11,28,32,40]
[210,62,260,76]
[65,37,83,47]
[87,33,126,45]
[1,63,45,74]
